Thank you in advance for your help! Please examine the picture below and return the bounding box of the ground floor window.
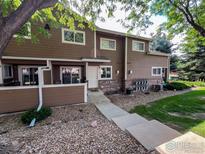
[100,66,112,80]
[60,66,81,84]
[152,67,162,76]
[19,66,39,85]
[3,64,13,79]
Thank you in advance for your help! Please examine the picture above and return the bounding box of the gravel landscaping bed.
[0,104,146,154]
[107,89,192,111]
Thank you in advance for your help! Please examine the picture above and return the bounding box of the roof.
[96,27,152,41]
[147,51,170,57]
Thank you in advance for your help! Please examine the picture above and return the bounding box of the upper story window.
[62,28,85,45]
[132,40,145,52]
[100,66,112,80]
[152,67,162,76]
[14,22,31,39]
[3,65,13,79]
[100,38,116,51]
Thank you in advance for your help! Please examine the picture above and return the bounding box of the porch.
[0,57,110,114]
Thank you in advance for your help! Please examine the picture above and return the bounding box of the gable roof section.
[96,27,152,41]
[147,51,170,57]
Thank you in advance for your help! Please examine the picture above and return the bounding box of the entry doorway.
[87,66,98,88]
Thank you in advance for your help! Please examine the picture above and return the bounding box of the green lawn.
[130,87,205,137]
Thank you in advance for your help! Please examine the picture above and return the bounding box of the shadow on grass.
[130,88,205,137]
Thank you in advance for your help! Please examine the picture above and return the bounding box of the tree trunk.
[0,26,13,57]
[0,0,58,56]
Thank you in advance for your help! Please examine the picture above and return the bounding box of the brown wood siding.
[44,70,52,85]
[52,65,61,84]
[2,59,46,65]
[43,86,84,106]
[0,88,38,113]
[4,26,94,59]
[0,85,85,114]
[96,32,124,81]
[127,37,168,80]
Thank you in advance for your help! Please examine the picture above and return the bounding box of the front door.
[87,66,98,88]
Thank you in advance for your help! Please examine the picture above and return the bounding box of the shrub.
[164,82,191,90]
[21,107,52,124]
[176,80,205,87]
[150,85,161,92]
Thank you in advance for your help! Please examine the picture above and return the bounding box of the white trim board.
[0,60,3,84]
[2,56,82,62]
[81,58,110,63]
[43,83,87,88]
[0,86,38,91]
[2,56,111,63]
[94,31,97,58]
[125,37,128,80]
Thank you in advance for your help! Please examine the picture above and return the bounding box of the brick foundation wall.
[99,80,122,94]
[124,78,163,91]
[99,78,163,94]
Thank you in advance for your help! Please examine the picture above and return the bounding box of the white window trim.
[100,38,116,51]
[152,67,162,77]
[132,40,145,52]
[60,66,82,84]
[99,66,112,80]
[18,65,40,86]
[3,64,13,79]
[13,22,31,39]
[62,28,85,45]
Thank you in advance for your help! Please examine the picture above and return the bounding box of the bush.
[175,80,205,87]
[150,85,161,92]
[21,107,52,124]
[164,82,191,90]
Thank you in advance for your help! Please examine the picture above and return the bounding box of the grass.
[130,87,205,137]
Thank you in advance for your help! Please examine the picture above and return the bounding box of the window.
[3,65,13,79]
[100,66,112,80]
[62,28,85,45]
[14,22,31,39]
[20,67,39,85]
[100,38,116,50]
[152,67,162,76]
[132,40,145,52]
[60,67,81,84]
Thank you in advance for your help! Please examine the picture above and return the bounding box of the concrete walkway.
[88,90,181,152]
[88,90,128,120]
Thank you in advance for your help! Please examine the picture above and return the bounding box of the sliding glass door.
[19,66,39,85]
[61,67,81,84]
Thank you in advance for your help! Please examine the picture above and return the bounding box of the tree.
[170,54,179,71]
[115,0,205,39]
[151,32,173,53]
[178,45,205,81]
[0,0,100,56]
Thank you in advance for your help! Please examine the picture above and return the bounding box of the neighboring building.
[169,71,179,80]
[0,23,170,113]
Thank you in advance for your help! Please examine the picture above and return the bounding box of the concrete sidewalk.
[89,90,181,151]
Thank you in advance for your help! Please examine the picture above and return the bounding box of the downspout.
[29,60,51,127]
